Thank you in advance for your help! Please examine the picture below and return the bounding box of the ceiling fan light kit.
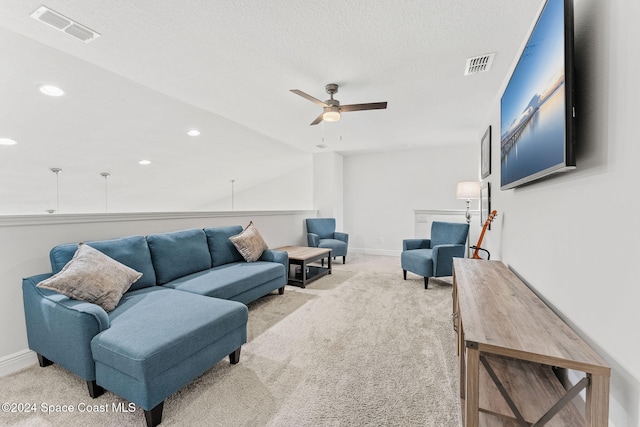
[323,106,341,122]
[291,83,387,125]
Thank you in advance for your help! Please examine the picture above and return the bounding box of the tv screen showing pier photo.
[500,0,575,190]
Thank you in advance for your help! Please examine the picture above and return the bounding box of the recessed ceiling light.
[39,84,65,97]
[187,129,200,136]
[138,160,151,165]
[0,138,17,145]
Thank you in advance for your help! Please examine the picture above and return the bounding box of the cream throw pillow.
[37,243,142,312]
[229,221,268,262]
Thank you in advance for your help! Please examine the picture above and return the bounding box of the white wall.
[481,0,640,425]
[313,152,344,229]
[343,145,478,256]
[0,210,314,376]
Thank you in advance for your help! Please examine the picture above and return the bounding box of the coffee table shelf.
[275,246,332,288]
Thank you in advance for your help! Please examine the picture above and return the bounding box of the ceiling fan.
[290,83,387,125]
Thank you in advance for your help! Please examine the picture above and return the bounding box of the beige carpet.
[0,254,462,427]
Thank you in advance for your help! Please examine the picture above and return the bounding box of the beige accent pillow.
[229,221,268,262]
[37,243,142,312]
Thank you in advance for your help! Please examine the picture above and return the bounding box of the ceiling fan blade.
[290,89,329,107]
[340,102,388,112]
[310,113,324,126]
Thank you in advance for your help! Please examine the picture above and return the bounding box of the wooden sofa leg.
[343,256,346,264]
[278,286,285,295]
[37,353,53,367]
[229,347,241,364]
[403,270,407,280]
[424,277,429,289]
[144,401,164,427]
[87,380,105,398]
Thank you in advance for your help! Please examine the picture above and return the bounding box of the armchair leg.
[403,270,407,280]
[342,256,346,264]
[424,277,429,289]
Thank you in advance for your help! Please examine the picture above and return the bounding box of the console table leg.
[465,346,480,427]
[586,373,610,426]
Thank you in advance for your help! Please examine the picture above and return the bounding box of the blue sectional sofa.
[22,226,288,426]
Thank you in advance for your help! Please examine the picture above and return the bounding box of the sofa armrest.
[402,239,431,251]
[307,233,320,247]
[22,274,110,381]
[259,249,288,269]
[432,244,466,277]
[333,232,349,244]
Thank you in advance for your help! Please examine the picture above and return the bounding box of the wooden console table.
[452,259,610,426]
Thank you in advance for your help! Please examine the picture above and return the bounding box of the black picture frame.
[480,182,491,230]
[481,125,491,179]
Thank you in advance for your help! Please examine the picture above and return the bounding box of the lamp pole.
[50,168,62,214]
[456,181,481,257]
[100,172,110,212]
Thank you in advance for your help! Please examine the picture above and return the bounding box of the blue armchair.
[306,218,349,264]
[401,221,469,289]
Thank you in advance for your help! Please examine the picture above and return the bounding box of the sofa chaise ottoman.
[22,225,288,426]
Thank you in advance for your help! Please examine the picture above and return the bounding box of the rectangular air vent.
[31,6,100,43]
[464,53,496,75]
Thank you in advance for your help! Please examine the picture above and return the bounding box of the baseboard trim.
[350,248,401,257]
[0,349,37,377]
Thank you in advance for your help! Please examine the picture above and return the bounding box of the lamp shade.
[456,181,480,199]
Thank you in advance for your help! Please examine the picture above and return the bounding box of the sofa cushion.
[146,229,212,285]
[92,287,247,381]
[162,261,284,300]
[204,226,244,267]
[49,235,156,291]
[229,221,268,262]
[37,243,142,312]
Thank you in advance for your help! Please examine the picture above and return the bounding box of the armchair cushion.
[305,218,337,240]
[37,243,142,312]
[431,221,469,246]
[317,239,348,257]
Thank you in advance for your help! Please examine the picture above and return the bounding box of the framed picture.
[480,182,491,230]
[481,125,491,179]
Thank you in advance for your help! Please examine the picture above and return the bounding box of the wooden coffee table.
[276,246,332,288]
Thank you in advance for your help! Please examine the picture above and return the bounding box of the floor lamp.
[456,181,480,257]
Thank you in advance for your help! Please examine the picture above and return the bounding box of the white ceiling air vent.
[464,53,496,76]
[30,6,100,43]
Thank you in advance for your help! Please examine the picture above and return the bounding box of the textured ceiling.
[0,0,543,214]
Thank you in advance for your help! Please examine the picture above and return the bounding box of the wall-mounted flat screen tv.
[500,0,576,190]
